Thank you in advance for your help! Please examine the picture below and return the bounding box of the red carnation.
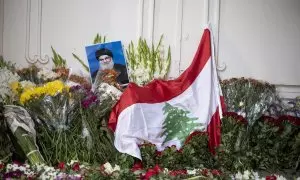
[155,150,162,156]
[57,162,65,170]
[143,168,158,180]
[131,161,143,172]
[0,163,4,169]
[266,175,277,180]
[201,169,209,176]
[12,161,21,166]
[72,162,80,171]
[153,164,162,173]
[169,169,187,176]
[211,169,221,176]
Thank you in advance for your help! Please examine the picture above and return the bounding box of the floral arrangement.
[19,80,67,105]
[1,40,300,179]
[1,161,299,179]
[221,77,276,126]
[126,35,171,86]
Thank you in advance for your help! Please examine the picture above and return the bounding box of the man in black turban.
[92,48,129,86]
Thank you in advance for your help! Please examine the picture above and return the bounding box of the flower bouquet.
[221,78,276,126]
[18,80,117,165]
[4,105,45,165]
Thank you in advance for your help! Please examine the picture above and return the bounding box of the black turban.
[95,48,113,60]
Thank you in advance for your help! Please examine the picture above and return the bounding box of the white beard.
[100,61,114,70]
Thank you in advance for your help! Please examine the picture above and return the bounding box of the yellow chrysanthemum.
[19,80,69,105]
[10,81,20,95]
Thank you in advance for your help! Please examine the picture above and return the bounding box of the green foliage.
[216,114,300,174]
[138,113,300,174]
[140,144,157,169]
[86,168,136,180]
[249,120,281,171]
[27,88,117,166]
[51,46,67,68]
[0,56,16,72]
[114,153,135,169]
[216,116,251,173]
[180,134,215,169]
[71,34,107,73]
[139,134,214,170]
[93,34,107,44]
[36,105,116,165]
[276,120,300,170]
[162,103,201,144]
[72,53,89,72]
[126,35,171,85]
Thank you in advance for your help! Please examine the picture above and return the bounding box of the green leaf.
[72,53,89,72]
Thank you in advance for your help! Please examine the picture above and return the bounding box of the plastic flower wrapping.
[221,78,276,126]
[4,105,45,165]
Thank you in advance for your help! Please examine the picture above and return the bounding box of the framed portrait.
[85,41,129,88]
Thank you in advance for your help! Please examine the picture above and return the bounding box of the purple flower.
[81,99,91,108]
[4,170,23,179]
[70,85,81,91]
[81,94,98,109]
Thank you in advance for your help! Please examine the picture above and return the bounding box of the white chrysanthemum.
[6,163,13,171]
[103,162,120,174]
[113,164,120,172]
[39,166,58,180]
[0,68,20,99]
[242,170,251,179]
[37,68,59,80]
[24,170,35,177]
[234,172,243,180]
[20,80,36,89]
[239,101,244,107]
[275,175,287,180]
[103,162,114,174]
[187,169,197,175]
[97,83,122,101]
[252,172,260,180]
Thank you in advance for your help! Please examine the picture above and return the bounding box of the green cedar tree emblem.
[161,103,202,144]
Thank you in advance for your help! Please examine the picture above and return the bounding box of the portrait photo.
[85,41,129,88]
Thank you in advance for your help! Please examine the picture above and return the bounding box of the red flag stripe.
[109,29,212,131]
[207,107,221,154]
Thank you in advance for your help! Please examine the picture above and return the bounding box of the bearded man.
[92,48,129,86]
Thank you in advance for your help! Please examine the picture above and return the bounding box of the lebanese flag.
[109,28,224,159]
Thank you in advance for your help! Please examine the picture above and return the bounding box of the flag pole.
[208,25,223,119]
[203,0,209,25]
